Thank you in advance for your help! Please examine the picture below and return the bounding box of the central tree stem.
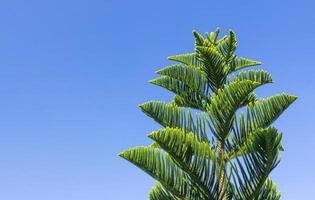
[218,140,228,200]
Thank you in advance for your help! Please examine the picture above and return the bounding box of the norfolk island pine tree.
[119,27,297,200]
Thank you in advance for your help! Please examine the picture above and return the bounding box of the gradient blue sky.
[0,0,314,199]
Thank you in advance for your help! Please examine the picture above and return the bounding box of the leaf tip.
[148,78,158,85]
[147,132,154,139]
[291,95,298,101]
[228,29,236,35]
[155,68,163,74]
[167,55,176,61]
[138,102,147,111]
[118,151,125,158]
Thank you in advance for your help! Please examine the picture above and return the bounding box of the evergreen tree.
[120,28,296,200]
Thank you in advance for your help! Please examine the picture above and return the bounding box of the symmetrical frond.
[195,45,227,92]
[247,94,297,128]
[216,30,237,64]
[156,64,208,94]
[231,128,282,200]
[151,64,209,110]
[168,53,202,68]
[119,147,204,199]
[229,70,273,85]
[140,101,209,142]
[149,128,217,200]
[230,56,261,71]
[206,80,264,141]
[227,94,297,159]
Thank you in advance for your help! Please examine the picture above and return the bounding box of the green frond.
[230,70,273,84]
[119,146,203,199]
[216,35,228,46]
[149,127,218,200]
[168,53,202,68]
[230,56,261,72]
[193,30,206,46]
[139,101,194,130]
[139,101,209,142]
[150,76,207,110]
[156,64,208,92]
[152,64,210,110]
[227,93,297,159]
[149,183,180,200]
[247,94,297,128]
[231,127,282,200]
[193,30,215,47]
[216,30,237,64]
[195,45,227,92]
[257,179,281,200]
[206,80,264,140]
[227,70,273,108]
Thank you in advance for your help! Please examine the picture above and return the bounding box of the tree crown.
[120,27,296,200]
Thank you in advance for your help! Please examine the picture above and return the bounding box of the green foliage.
[120,27,296,200]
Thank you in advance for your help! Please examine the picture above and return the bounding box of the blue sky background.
[0,0,314,199]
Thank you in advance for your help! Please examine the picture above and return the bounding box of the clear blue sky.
[0,0,313,199]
